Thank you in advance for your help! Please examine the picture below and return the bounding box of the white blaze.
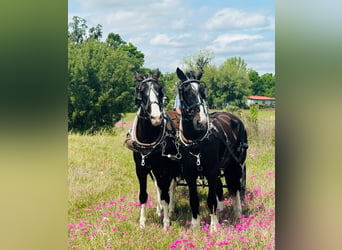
[191,82,207,127]
[149,90,162,126]
[198,104,207,124]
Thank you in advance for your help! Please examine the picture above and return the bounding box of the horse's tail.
[237,120,248,164]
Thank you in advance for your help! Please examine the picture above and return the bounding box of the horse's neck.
[136,114,162,143]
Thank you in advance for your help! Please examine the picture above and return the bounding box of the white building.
[246,96,275,107]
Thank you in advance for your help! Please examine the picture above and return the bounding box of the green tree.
[182,49,214,72]
[106,32,126,48]
[68,16,88,44]
[68,40,135,133]
[260,73,275,97]
[249,70,275,97]
[249,69,264,96]
[160,72,178,109]
[201,64,219,109]
[203,57,251,109]
[121,42,144,72]
[88,24,103,41]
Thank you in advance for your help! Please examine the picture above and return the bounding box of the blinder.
[135,77,165,114]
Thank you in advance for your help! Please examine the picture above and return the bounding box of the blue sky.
[68,0,274,75]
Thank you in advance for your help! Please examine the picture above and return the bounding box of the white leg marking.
[191,216,201,229]
[233,190,242,220]
[154,180,162,217]
[168,179,176,217]
[216,195,223,211]
[161,200,170,229]
[139,204,146,229]
[210,213,219,233]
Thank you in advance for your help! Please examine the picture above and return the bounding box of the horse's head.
[135,69,165,126]
[176,67,208,131]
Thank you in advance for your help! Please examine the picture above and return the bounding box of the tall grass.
[68,109,275,249]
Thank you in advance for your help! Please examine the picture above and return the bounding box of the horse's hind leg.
[216,177,223,211]
[225,164,243,221]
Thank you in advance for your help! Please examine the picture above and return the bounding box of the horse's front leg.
[153,176,163,217]
[168,178,177,217]
[134,154,149,229]
[207,173,220,233]
[185,175,200,229]
[158,177,174,230]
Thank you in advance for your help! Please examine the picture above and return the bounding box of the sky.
[68,0,274,75]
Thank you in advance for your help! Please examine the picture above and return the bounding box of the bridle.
[132,77,169,165]
[136,77,164,120]
[178,78,212,147]
[178,79,204,120]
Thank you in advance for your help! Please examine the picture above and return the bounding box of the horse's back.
[210,111,248,147]
[210,112,240,128]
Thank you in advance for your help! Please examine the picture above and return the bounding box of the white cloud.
[213,34,263,45]
[204,8,269,30]
[149,34,187,47]
[208,34,265,53]
[171,19,187,30]
[69,1,274,74]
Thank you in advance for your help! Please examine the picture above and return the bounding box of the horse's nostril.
[197,120,206,128]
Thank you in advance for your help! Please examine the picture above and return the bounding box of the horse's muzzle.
[151,115,163,126]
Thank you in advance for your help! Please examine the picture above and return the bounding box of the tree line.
[68,16,275,133]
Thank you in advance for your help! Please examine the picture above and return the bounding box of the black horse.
[176,67,248,232]
[125,69,181,229]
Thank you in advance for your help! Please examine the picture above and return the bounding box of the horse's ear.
[196,70,203,80]
[176,67,187,82]
[135,72,144,81]
[161,85,166,96]
[199,85,208,99]
[152,68,161,80]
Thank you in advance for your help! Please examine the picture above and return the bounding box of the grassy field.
[68,108,275,249]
